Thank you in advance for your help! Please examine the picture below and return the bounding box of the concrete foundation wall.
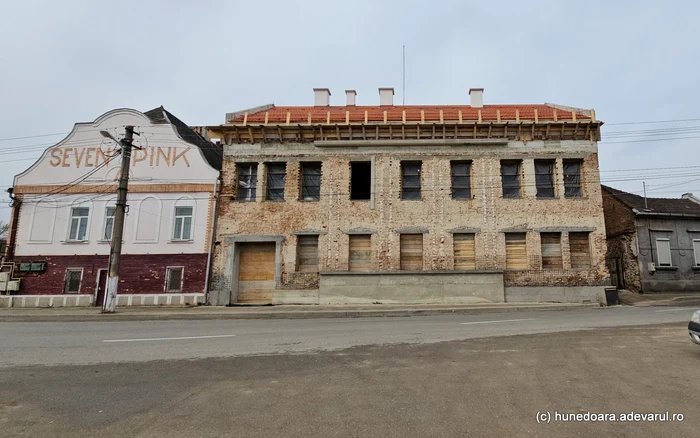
[319,271,504,305]
[505,286,605,304]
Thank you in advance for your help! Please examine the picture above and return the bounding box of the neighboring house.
[602,185,700,292]
[4,107,221,307]
[198,87,609,306]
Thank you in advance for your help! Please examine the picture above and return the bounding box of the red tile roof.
[227,104,592,125]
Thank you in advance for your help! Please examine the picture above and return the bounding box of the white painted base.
[0,293,204,308]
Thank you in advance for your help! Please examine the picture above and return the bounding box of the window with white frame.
[64,269,83,293]
[693,239,700,267]
[68,206,90,241]
[165,267,184,292]
[172,200,194,241]
[103,206,116,241]
[656,238,672,267]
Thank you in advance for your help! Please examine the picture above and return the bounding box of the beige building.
[199,88,608,306]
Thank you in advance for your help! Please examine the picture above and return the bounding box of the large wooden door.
[237,242,276,304]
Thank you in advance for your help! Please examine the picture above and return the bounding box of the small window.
[266,162,286,201]
[64,269,82,293]
[350,162,371,200]
[505,233,527,269]
[401,161,422,200]
[453,233,476,270]
[300,162,322,201]
[451,161,472,199]
[173,205,193,241]
[400,234,423,270]
[693,240,700,267]
[535,160,556,199]
[237,163,258,202]
[563,160,583,198]
[165,267,184,292]
[296,235,319,272]
[68,207,90,241]
[349,234,372,271]
[103,207,115,241]
[541,232,563,269]
[569,232,591,269]
[656,238,672,267]
[501,161,521,199]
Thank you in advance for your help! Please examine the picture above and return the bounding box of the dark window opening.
[535,160,555,198]
[266,162,286,201]
[451,161,472,199]
[64,269,82,294]
[501,161,521,198]
[564,160,582,198]
[300,162,322,201]
[401,161,422,200]
[166,267,184,292]
[237,163,258,202]
[350,162,371,200]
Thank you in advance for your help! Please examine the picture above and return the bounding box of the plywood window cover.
[453,233,476,270]
[297,235,319,273]
[505,233,527,270]
[349,234,372,272]
[569,232,591,269]
[541,232,563,269]
[400,233,423,270]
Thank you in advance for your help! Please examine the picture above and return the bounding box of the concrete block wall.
[211,140,609,302]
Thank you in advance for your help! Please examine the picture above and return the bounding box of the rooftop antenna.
[402,45,406,105]
[643,181,648,209]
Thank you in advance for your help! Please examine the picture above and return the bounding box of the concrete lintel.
[292,230,328,236]
[447,227,481,234]
[396,227,429,234]
[500,227,531,233]
[344,227,377,235]
[321,270,503,276]
[223,235,286,245]
[314,139,508,147]
[534,227,596,233]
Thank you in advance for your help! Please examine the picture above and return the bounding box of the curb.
[0,303,600,322]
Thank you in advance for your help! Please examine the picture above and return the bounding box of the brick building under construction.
[199,88,609,306]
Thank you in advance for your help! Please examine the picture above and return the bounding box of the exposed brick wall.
[11,253,207,295]
[213,141,609,292]
[602,188,637,238]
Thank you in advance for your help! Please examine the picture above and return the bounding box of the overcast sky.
[1,0,699,222]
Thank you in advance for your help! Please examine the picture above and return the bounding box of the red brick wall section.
[11,254,208,295]
[602,188,637,238]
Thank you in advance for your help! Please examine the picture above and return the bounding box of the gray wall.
[319,271,504,305]
[505,286,605,304]
[635,217,700,292]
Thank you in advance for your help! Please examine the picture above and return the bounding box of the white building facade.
[2,107,221,307]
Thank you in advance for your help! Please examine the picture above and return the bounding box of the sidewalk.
[0,302,601,322]
[618,290,700,308]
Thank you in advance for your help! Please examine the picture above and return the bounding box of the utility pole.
[102,126,138,313]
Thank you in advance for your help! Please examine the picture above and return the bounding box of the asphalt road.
[0,306,695,367]
[1,307,698,437]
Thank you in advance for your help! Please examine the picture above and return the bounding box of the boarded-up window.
[541,232,563,269]
[64,269,82,293]
[400,234,423,270]
[656,238,672,267]
[505,233,527,270]
[563,160,582,198]
[300,162,321,201]
[569,232,591,269]
[693,240,700,267]
[535,160,555,199]
[349,235,372,271]
[451,161,471,199]
[453,233,476,270]
[165,267,184,292]
[296,235,319,272]
[401,161,422,200]
[265,162,286,201]
[237,163,258,202]
[501,161,521,198]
